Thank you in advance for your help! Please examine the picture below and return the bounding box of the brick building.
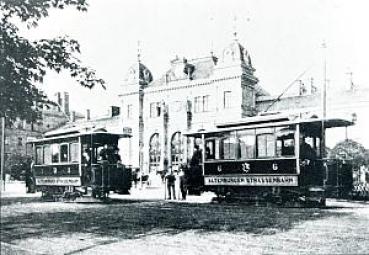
[0,92,76,177]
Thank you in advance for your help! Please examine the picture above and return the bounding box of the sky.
[18,0,369,118]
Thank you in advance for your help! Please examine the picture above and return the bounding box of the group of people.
[165,166,188,200]
[82,144,122,165]
[165,144,203,200]
[99,145,122,164]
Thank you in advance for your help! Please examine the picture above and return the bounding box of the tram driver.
[300,135,316,163]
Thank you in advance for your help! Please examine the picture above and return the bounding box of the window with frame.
[70,143,79,162]
[194,95,210,113]
[276,127,295,157]
[43,145,52,164]
[60,144,69,162]
[51,144,60,163]
[17,137,23,146]
[150,102,161,118]
[205,139,216,160]
[257,133,275,158]
[237,130,255,159]
[36,146,43,164]
[224,91,232,109]
[203,95,210,112]
[220,132,237,159]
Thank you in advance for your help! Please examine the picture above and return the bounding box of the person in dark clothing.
[190,145,202,167]
[25,163,34,193]
[99,145,109,161]
[300,137,316,160]
[165,170,176,200]
[112,147,122,164]
[179,165,188,200]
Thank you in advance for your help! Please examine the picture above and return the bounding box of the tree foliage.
[330,139,369,167]
[0,0,105,122]
[4,153,32,180]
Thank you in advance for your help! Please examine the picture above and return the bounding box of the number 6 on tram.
[184,115,354,206]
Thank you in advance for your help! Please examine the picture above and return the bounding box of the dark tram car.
[28,128,132,200]
[184,114,353,206]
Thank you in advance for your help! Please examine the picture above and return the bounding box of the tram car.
[28,128,132,200]
[185,114,354,206]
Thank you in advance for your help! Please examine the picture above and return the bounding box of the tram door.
[299,124,324,187]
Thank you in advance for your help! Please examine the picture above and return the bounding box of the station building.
[45,36,369,187]
[117,37,273,184]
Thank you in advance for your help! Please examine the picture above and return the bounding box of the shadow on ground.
[1,197,350,244]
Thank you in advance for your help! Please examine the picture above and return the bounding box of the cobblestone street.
[1,188,369,255]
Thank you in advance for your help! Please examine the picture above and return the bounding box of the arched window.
[149,133,160,172]
[171,132,182,169]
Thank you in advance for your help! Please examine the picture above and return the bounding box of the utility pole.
[320,41,328,188]
[321,41,327,159]
[1,116,5,191]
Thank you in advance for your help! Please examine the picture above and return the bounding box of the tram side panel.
[33,164,82,194]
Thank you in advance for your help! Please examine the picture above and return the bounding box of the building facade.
[118,38,269,184]
[0,92,73,178]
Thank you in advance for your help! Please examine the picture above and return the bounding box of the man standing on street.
[165,169,176,200]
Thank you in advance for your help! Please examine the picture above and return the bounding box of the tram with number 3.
[184,114,353,206]
[27,128,132,201]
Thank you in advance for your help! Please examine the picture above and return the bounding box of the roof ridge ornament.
[137,40,141,63]
[232,14,238,42]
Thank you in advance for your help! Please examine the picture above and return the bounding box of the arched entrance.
[171,132,183,171]
[149,133,160,173]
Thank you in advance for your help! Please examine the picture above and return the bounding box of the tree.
[330,139,369,167]
[4,153,32,180]
[0,0,105,123]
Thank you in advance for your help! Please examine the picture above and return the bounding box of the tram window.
[70,143,79,162]
[237,130,255,159]
[276,138,295,157]
[51,144,60,163]
[60,144,69,162]
[43,145,52,164]
[205,140,215,160]
[275,127,295,157]
[36,146,43,165]
[257,134,275,158]
[220,132,237,159]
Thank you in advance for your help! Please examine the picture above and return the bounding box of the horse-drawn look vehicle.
[28,128,132,201]
[184,114,354,206]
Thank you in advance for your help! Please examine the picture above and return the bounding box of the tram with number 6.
[27,128,132,200]
[184,114,354,206]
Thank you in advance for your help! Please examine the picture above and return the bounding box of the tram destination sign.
[204,175,298,186]
[35,177,81,186]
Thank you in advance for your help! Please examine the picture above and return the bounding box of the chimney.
[86,109,91,121]
[109,106,120,117]
[63,92,70,116]
[71,111,76,122]
[55,92,62,112]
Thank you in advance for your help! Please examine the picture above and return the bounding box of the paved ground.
[1,182,369,254]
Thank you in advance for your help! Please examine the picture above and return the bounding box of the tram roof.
[184,116,354,136]
[27,130,131,144]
